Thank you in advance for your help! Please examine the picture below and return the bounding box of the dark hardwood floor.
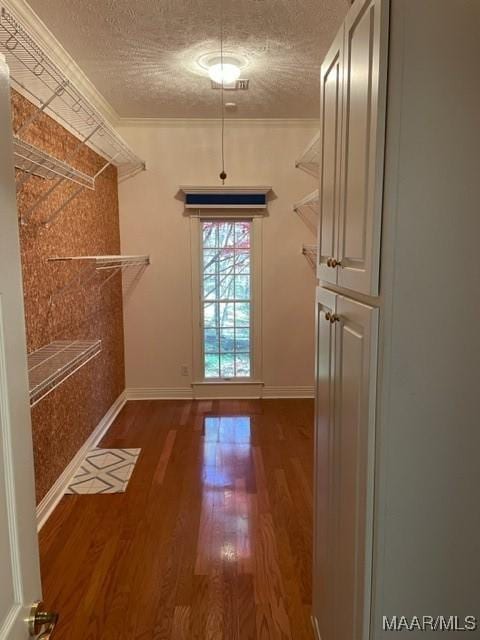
[39,399,315,639]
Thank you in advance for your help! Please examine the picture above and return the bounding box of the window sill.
[193,380,264,386]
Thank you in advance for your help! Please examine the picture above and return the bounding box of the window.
[201,220,252,379]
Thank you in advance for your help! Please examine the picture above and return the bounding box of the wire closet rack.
[12,137,95,188]
[295,132,320,177]
[0,7,145,224]
[47,255,151,296]
[294,189,319,216]
[302,244,317,268]
[28,339,101,407]
[294,189,319,234]
[48,255,151,267]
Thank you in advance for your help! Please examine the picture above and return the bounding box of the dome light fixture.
[208,62,241,85]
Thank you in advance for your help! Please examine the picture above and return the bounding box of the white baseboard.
[125,385,314,400]
[126,387,193,400]
[263,386,314,398]
[36,390,127,530]
[192,382,264,399]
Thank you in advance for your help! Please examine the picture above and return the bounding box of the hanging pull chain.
[219,0,227,184]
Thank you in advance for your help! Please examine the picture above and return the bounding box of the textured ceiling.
[26,0,349,119]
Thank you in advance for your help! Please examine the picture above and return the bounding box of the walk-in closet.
[0,1,479,639]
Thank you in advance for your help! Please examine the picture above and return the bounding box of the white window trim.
[190,211,263,386]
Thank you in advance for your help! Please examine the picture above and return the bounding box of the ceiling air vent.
[211,79,250,91]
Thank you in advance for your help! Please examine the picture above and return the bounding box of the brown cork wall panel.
[11,90,125,503]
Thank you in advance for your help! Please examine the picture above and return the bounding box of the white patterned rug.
[66,448,141,495]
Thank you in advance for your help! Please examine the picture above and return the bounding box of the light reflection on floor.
[197,416,254,570]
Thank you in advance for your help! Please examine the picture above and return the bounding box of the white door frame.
[0,52,43,640]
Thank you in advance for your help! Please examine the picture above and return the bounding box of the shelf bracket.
[48,266,98,304]
[119,163,147,183]
[46,255,150,301]
[42,185,85,227]
[302,245,317,269]
[93,151,121,181]
[16,124,101,193]
[19,127,114,226]
[98,266,123,290]
[39,151,121,228]
[15,80,69,137]
[98,260,149,291]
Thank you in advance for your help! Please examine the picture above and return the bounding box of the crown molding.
[117,117,320,128]
[1,0,120,126]
[180,185,272,193]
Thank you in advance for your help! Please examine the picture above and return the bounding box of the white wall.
[371,0,480,629]
[118,120,318,397]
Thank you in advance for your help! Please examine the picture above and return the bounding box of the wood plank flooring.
[39,399,315,639]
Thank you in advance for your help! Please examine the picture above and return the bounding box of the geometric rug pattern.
[66,448,141,495]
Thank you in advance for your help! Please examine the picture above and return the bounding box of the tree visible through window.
[201,220,252,379]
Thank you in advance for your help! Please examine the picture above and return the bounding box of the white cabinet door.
[332,295,378,640]
[318,29,343,285]
[0,54,47,640]
[337,0,388,296]
[313,288,378,640]
[313,287,337,640]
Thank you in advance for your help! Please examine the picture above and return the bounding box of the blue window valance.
[180,186,271,209]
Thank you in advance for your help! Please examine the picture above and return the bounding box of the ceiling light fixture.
[208,62,241,85]
[196,51,248,79]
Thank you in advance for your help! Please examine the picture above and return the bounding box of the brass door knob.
[28,602,59,639]
[331,258,342,268]
[326,257,333,267]
[325,312,340,324]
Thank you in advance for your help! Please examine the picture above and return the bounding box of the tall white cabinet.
[318,0,388,296]
[313,0,480,638]
[314,288,378,640]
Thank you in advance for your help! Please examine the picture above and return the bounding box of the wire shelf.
[295,132,320,177]
[28,339,101,407]
[302,244,317,268]
[294,190,319,214]
[0,7,145,182]
[47,255,150,298]
[294,189,319,234]
[48,255,151,270]
[13,136,95,189]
